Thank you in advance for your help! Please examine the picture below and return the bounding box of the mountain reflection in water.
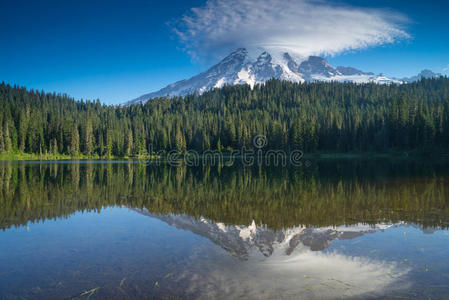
[137,210,396,257]
[0,160,448,299]
[134,210,412,299]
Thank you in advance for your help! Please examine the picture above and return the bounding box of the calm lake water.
[1,160,449,299]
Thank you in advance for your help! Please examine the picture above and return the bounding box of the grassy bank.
[0,152,159,161]
[1,149,448,162]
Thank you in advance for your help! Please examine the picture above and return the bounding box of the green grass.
[0,152,98,161]
[0,152,159,161]
[1,149,448,162]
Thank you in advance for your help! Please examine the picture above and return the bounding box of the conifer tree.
[125,129,134,157]
[71,125,80,156]
[0,78,449,157]
[4,124,12,153]
[0,122,4,153]
[83,121,93,155]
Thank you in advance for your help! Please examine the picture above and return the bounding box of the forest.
[0,77,448,158]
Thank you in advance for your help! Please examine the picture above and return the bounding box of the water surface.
[0,160,449,299]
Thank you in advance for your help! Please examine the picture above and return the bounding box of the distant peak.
[336,66,364,76]
[256,51,272,64]
[216,48,250,67]
[231,48,248,55]
[220,48,248,59]
[299,56,336,77]
[419,69,439,77]
[282,52,299,73]
[283,52,293,60]
[401,69,441,83]
[307,56,330,65]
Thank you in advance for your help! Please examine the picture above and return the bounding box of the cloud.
[173,0,410,61]
[443,65,449,72]
[177,248,410,299]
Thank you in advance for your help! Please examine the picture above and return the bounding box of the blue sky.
[1,0,448,104]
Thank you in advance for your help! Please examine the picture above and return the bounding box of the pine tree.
[125,130,134,157]
[98,133,105,157]
[0,122,4,153]
[71,125,80,156]
[106,130,113,158]
[138,136,146,157]
[83,121,93,155]
[1,79,449,157]
[18,111,27,152]
[4,124,12,153]
[291,121,304,150]
[175,125,185,152]
[52,138,58,155]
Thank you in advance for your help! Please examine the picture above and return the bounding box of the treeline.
[1,161,449,230]
[1,77,449,157]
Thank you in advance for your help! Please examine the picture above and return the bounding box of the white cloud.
[173,0,410,61]
[177,248,410,299]
[443,65,449,72]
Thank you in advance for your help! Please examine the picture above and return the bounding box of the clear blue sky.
[1,0,448,104]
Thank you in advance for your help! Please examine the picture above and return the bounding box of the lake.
[0,160,449,299]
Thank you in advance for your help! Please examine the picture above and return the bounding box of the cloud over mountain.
[173,0,409,61]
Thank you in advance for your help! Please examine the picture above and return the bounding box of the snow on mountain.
[128,48,256,104]
[126,49,437,105]
[137,210,411,299]
[134,208,396,260]
[401,69,442,83]
[336,66,370,76]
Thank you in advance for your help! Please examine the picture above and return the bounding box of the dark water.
[1,160,449,299]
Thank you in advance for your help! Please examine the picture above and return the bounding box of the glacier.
[126,48,440,105]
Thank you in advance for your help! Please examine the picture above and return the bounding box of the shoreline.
[1,150,448,162]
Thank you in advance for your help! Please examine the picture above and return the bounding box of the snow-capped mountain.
[136,210,411,299]
[126,48,435,104]
[401,69,442,83]
[134,208,394,260]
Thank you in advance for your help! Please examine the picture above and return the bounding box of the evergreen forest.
[1,78,448,158]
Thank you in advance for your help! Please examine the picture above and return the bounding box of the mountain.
[401,69,442,83]
[126,49,437,104]
[134,208,394,260]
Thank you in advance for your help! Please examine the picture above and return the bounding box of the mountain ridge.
[133,208,394,260]
[127,49,441,105]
